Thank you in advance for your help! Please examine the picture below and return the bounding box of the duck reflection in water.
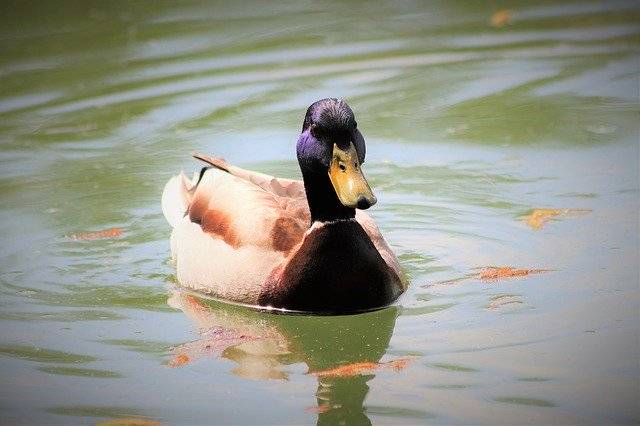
[167,288,402,425]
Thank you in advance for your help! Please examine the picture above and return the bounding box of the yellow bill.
[328,142,377,209]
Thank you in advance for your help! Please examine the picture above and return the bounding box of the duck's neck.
[302,171,355,223]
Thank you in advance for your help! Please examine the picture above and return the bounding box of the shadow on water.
[168,288,402,425]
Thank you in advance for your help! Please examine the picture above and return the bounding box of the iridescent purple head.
[296,98,366,173]
[296,98,376,212]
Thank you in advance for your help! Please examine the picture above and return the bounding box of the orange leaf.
[523,209,564,230]
[424,267,549,288]
[168,353,190,367]
[66,227,123,240]
[310,361,379,377]
[523,208,590,230]
[309,358,412,378]
[479,267,547,281]
[490,9,512,28]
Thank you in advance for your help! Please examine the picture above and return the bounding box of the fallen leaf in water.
[479,267,547,281]
[523,209,564,230]
[423,267,548,287]
[309,357,412,378]
[66,227,123,240]
[96,418,161,426]
[311,361,378,377]
[168,353,190,367]
[490,9,512,27]
[522,208,590,230]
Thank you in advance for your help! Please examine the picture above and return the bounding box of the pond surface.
[1,1,639,424]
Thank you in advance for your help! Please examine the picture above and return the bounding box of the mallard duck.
[162,98,406,313]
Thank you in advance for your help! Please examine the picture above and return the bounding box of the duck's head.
[296,99,376,219]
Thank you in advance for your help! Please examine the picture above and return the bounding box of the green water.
[1,1,639,424]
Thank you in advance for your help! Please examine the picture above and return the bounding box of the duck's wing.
[162,152,309,245]
[180,165,309,254]
[163,164,310,303]
[193,152,306,199]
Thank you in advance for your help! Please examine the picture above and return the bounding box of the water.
[1,1,639,424]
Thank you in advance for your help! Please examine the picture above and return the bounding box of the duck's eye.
[339,163,346,172]
[354,161,358,168]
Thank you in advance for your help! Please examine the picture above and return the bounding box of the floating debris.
[522,208,590,230]
[479,267,547,281]
[309,357,412,378]
[66,227,123,240]
[424,267,548,287]
[490,9,512,28]
[168,353,190,367]
[311,361,378,377]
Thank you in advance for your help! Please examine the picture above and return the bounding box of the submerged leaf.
[309,357,412,378]
[522,208,589,230]
[310,361,378,377]
[424,267,548,287]
[168,353,190,367]
[490,9,512,28]
[479,267,547,281]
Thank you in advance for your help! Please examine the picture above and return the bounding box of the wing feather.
[187,167,309,253]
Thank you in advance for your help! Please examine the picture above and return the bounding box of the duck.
[162,98,406,313]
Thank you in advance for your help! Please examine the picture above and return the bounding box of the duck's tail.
[162,153,229,228]
[161,171,195,228]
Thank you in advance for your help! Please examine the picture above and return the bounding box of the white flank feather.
[162,172,193,228]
